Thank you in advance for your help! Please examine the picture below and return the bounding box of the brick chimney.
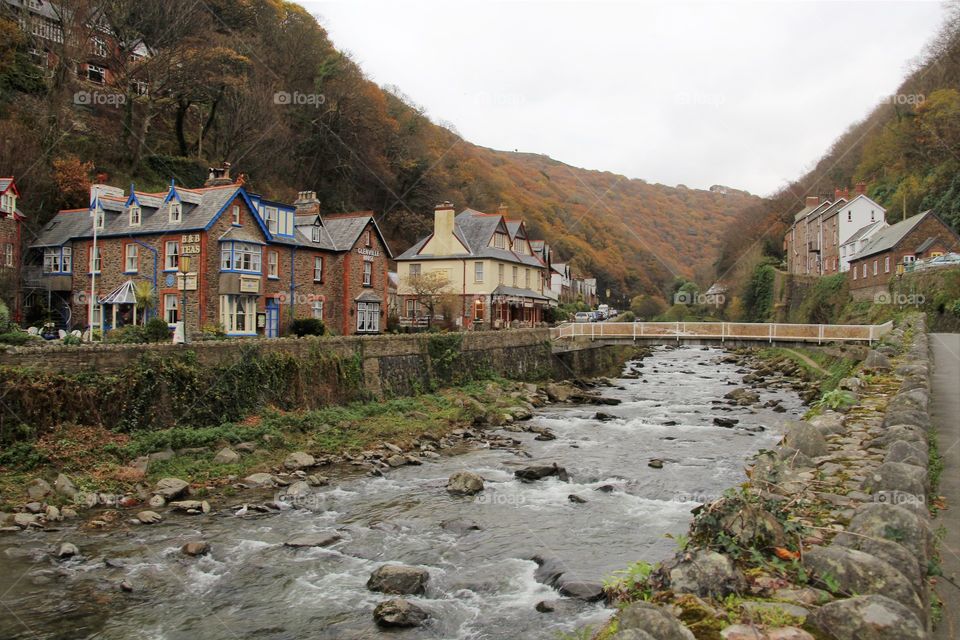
[854,181,867,196]
[805,196,820,207]
[204,162,233,187]
[842,187,850,200]
[834,188,843,201]
[293,190,321,216]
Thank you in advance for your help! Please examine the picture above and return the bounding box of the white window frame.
[873,259,878,276]
[853,265,857,280]
[93,206,104,231]
[474,261,483,283]
[165,241,179,270]
[409,263,421,277]
[220,294,257,335]
[3,243,13,267]
[363,260,372,286]
[264,206,278,234]
[86,63,105,84]
[232,205,240,225]
[168,200,182,223]
[862,263,867,278]
[267,251,279,278]
[313,256,323,282]
[92,36,107,57]
[124,243,138,273]
[164,293,179,325]
[88,246,101,273]
[884,256,890,273]
[311,226,321,242]
[128,204,140,226]
[312,300,324,320]
[356,301,380,333]
[498,263,504,284]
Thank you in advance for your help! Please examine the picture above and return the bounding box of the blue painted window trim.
[220,240,262,274]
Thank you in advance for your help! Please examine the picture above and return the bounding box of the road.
[931,333,960,639]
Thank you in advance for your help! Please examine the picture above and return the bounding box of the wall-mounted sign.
[182,244,201,255]
[357,247,380,258]
[182,234,200,243]
[239,276,260,293]
[256,313,266,328]
[181,233,201,256]
[176,273,198,291]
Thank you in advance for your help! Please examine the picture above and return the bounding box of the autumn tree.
[404,271,452,330]
[52,156,93,209]
[630,294,666,320]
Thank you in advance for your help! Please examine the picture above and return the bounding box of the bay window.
[356,302,380,333]
[220,294,257,335]
[220,242,262,272]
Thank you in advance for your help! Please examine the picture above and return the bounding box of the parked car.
[928,253,960,268]
[574,311,591,323]
[590,311,603,322]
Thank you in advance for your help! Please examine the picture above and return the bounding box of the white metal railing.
[549,320,893,345]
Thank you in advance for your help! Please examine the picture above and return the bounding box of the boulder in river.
[514,463,569,482]
[242,473,276,488]
[284,533,341,548]
[558,579,606,602]
[136,510,162,524]
[568,494,587,504]
[713,417,739,428]
[153,477,189,499]
[181,541,210,557]
[648,459,664,469]
[531,554,565,587]
[446,471,484,495]
[367,564,429,595]
[57,542,79,558]
[26,478,51,501]
[440,518,482,534]
[373,598,429,628]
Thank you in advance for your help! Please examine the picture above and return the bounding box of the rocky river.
[0,346,807,639]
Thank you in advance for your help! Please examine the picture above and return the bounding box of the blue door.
[266,299,279,338]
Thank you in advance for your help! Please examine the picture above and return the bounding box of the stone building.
[847,210,960,299]
[0,177,24,320]
[28,167,391,336]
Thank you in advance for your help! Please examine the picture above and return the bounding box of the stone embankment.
[600,314,940,640]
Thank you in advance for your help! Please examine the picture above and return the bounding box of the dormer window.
[0,193,15,214]
[264,207,278,234]
[169,200,181,223]
[129,204,141,226]
[311,226,321,243]
[94,206,104,231]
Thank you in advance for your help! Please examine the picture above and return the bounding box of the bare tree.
[403,271,452,330]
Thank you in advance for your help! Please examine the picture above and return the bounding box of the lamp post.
[178,255,191,344]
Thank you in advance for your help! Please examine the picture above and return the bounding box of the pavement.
[930,333,960,639]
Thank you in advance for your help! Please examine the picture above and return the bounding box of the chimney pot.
[805,196,820,207]
[294,190,321,216]
[204,162,234,187]
[854,182,867,196]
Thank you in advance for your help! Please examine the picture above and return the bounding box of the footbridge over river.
[550,321,894,350]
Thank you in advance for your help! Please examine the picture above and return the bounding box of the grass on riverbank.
[0,378,519,510]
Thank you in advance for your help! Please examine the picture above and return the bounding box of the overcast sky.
[301,0,946,196]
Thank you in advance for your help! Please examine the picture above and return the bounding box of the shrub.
[107,325,148,344]
[201,323,227,339]
[62,334,82,346]
[0,331,38,346]
[0,300,10,332]
[144,317,172,342]
[290,318,325,337]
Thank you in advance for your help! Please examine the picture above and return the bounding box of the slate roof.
[792,199,834,223]
[915,237,937,254]
[817,199,848,221]
[842,221,884,246]
[0,178,15,193]
[32,186,394,257]
[852,211,931,260]
[492,284,548,301]
[396,209,544,268]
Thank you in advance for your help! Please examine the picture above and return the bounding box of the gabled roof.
[841,221,884,246]
[33,183,245,248]
[0,177,19,196]
[816,199,848,221]
[792,199,834,223]
[852,211,932,260]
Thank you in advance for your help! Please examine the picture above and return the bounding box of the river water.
[0,346,804,640]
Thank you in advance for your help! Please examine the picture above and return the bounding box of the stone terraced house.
[28,166,392,337]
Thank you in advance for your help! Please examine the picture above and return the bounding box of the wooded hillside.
[0,0,759,304]
[716,2,960,278]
